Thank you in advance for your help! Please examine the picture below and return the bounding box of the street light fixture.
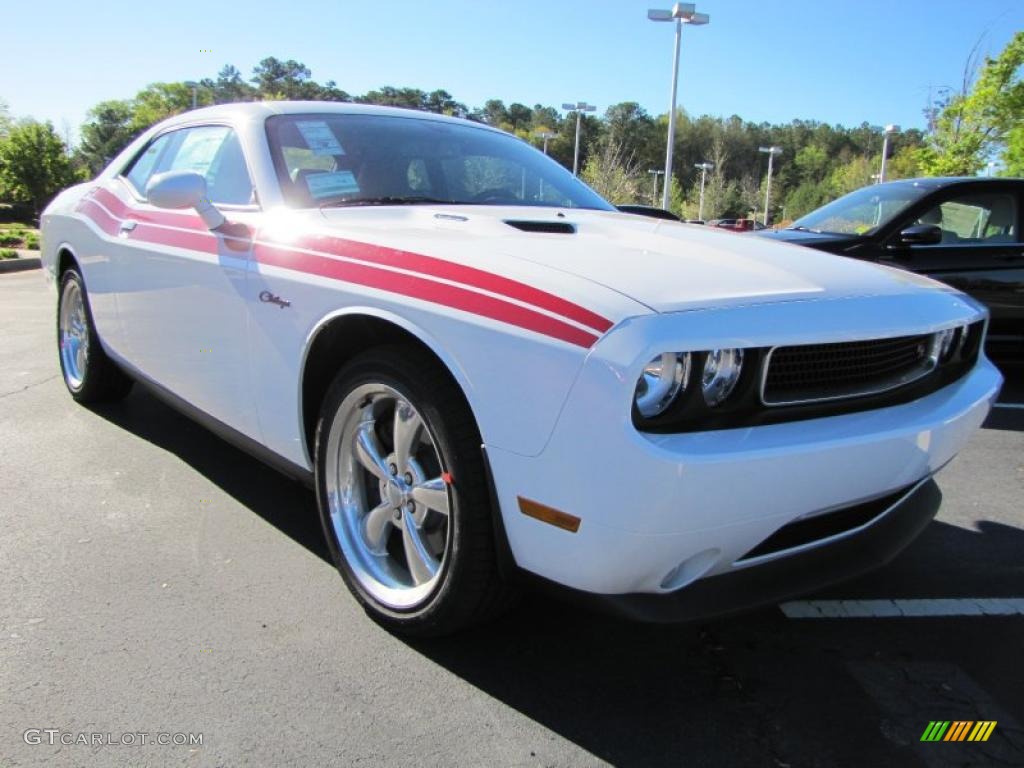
[648,3,710,210]
[561,101,596,175]
[694,161,713,220]
[536,131,557,155]
[879,124,900,183]
[648,169,666,206]
[758,146,783,225]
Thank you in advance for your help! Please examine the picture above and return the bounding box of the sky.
[2,0,1022,144]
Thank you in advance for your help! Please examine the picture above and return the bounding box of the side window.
[914,193,1018,245]
[123,133,175,197]
[124,126,254,206]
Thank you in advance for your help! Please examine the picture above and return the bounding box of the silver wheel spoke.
[411,478,450,516]
[392,399,422,472]
[401,508,438,585]
[363,502,394,554]
[354,422,390,481]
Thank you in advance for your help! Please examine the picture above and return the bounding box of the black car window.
[914,193,1018,245]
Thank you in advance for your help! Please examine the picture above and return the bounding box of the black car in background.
[759,177,1024,360]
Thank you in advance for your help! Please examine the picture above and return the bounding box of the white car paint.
[41,102,1000,599]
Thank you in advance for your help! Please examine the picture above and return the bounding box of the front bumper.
[533,477,942,623]
[487,351,1001,602]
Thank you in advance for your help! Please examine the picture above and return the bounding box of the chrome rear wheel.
[58,278,88,391]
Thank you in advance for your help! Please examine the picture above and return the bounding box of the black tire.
[57,267,133,403]
[314,344,515,636]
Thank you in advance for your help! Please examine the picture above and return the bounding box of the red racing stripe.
[84,185,608,348]
[255,243,598,348]
[76,197,120,237]
[292,234,613,333]
[93,185,612,334]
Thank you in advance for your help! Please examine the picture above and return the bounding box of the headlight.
[936,327,956,361]
[702,348,744,406]
[635,352,690,417]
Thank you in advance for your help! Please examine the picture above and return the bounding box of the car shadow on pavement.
[87,386,331,564]
[406,517,1024,766]
[88,384,1024,767]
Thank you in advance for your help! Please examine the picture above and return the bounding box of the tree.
[581,140,644,204]
[212,65,256,103]
[78,100,136,174]
[919,31,1024,175]
[251,57,319,99]
[0,120,81,216]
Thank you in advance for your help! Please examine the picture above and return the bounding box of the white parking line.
[992,402,1024,410]
[780,598,1024,618]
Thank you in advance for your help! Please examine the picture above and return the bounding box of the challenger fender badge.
[259,290,291,309]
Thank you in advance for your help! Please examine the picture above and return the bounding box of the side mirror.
[146,171,225,230]
[896,224,942,247]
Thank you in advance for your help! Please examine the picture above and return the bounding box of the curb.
[0,256,42,274]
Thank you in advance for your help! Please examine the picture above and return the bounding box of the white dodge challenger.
[41,102,1002,635]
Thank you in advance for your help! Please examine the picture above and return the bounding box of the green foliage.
[0,120,80,216]
[581,141,644,205]
[922,31,1024,175]
[77,100,135,175]
[0,248,17,259]
[25,231,39,249]
[0,233,21,246]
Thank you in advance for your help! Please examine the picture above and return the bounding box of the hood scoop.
[504,220,576,234]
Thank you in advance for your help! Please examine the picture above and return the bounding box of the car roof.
[156,100,507,135]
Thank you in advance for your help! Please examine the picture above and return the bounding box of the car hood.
[308,205,948,317]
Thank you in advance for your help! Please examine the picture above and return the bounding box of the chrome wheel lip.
[325,383,452,610]
[58,278,88,391]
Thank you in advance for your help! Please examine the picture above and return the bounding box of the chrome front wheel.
[315,345,514,636]
[324,383,452,610]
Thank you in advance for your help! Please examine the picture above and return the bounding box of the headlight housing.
[701,348,744,406]
[634,352,690,417]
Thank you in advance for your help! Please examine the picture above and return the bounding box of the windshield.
[790,182,933,236]
[265,113,614,211]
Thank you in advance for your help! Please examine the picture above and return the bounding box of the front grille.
[762,333,936,406]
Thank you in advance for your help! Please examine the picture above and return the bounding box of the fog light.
[702,348,744,406]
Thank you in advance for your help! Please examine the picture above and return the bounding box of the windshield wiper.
[320,196,457,208]
[788,225,824,233]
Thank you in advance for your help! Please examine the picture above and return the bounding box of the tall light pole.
[758,146,782,226]
[648,169,665,206]
[537,131,556,155]
[879,124,899,183]
[694,161,713,220]
[561,102,596,175]
[184,80,200,110]
[648,4,710,211]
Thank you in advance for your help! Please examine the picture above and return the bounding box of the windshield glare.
[265,113,614,211]
[791,183,932,235]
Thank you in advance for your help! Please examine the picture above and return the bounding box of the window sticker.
[305,170,360,199]
[295,121,345,156]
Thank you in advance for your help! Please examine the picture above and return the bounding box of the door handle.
[118,220,137,236]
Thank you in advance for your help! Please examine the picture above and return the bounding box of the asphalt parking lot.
[2,268,1022,768]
